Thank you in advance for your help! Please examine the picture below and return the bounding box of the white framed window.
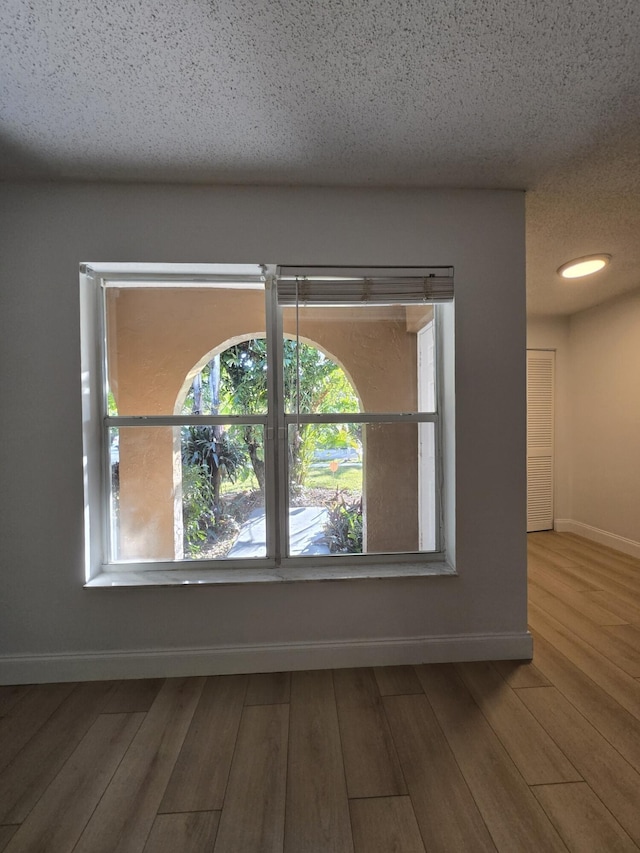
[80,263,453,581]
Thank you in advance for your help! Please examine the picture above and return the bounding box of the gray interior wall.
[568,290,640,543]
[0,184,526,671]
[528,297,640,549]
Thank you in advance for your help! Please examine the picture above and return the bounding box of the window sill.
[84,561,456,588]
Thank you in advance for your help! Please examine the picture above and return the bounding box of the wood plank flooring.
[0,531,639,852]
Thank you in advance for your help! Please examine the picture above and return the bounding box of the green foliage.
[182,339,361,490]
[106,390,118,416]
[181,463,216,555]
[324,493,363,554]
[182,339,358,418]
[181,425,247,552]
[281,340,358,414]
[221,339,269,415]
[314,423,362,453]
[180,340,363,556]
[182,425,244,483]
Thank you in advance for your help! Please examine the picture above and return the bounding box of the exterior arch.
[175,333,363,415]
[174,332,266,415]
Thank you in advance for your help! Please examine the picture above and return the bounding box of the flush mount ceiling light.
[558,254,611,279]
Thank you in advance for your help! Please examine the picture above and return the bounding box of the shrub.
[181,463,216,555]
[324,493,363,554]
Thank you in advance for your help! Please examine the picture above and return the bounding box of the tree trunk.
[211,459,222,520]
[193,373,202,414]
[209,355,220,414]
[245,427,265,492]
[208,356,223,518]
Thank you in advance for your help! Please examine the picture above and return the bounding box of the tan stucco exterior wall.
[107,287,427,559]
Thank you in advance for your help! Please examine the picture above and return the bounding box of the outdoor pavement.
[227,505,330,558]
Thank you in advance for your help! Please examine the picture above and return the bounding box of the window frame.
[81,263,449,582]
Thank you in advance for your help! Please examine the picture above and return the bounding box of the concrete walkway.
[227,505,330,558]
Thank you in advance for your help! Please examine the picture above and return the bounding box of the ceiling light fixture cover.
[558,254,611,279]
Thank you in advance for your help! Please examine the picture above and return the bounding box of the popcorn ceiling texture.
[1,0,639,314]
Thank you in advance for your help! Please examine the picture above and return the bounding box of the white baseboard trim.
[554,519,640,560]
[0,632,533,685]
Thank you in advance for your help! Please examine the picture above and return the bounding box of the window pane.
[287,421,437,556]
[109,424,265,562]
[281,337,360,417]
[104,285,266,416]
[282,304,436,414]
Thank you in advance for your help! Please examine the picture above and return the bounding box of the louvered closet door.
[527,349,555,532]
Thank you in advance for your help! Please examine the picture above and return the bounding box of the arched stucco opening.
[175,334,364,559]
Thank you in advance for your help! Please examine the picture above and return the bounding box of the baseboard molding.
[554,519,640,560]
[0,632,533,685]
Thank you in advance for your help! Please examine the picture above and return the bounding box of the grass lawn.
[220,462,363,494]
[304,463,362,491]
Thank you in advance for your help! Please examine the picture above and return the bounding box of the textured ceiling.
[1,0,639,315]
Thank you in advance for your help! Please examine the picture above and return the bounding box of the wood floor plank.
[561,533,640,568]
[529,534,585,559]
[373,665,423,696]
[160,675,246,814]
[334,668,406,798]
[530,586,640,677]
[529,601,640,718]
[528,554,603,592]
[143,813,220,853]
[598,624,640,675]
[349,797,426,853]
[549,537,640,583]
[529,568,626,625]
[74,676,205,853]
[529,630,640,772]
[455,661,580,785]
[527,554,598,593]
[553,555,640,597]
[519,686,640,846]
[245,671,290,706]
[0,680,116,823]
[285,670,353,853]
[103,679,164,713]
[0,682,76,773]
[416,664,568,852]
[561,532,640,565]
[556,558,640,602]
[383,694,496,853]
[532,782,638,853]
[213,704,288,853]
[0,534,637,853]
[527,541,583,569]
[530,533,609,561]
[3,713,143,853]
[492,659,550,688]
[0,687,31,718]
[0,827,17,852]
[583,589,640,626]
[531,533,640,586]
[603,623,640,675]
[606,623,640,653]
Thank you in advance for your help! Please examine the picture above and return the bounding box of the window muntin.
[93,265,448,570]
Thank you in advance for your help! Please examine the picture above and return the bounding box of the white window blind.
[276,266,454,305]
